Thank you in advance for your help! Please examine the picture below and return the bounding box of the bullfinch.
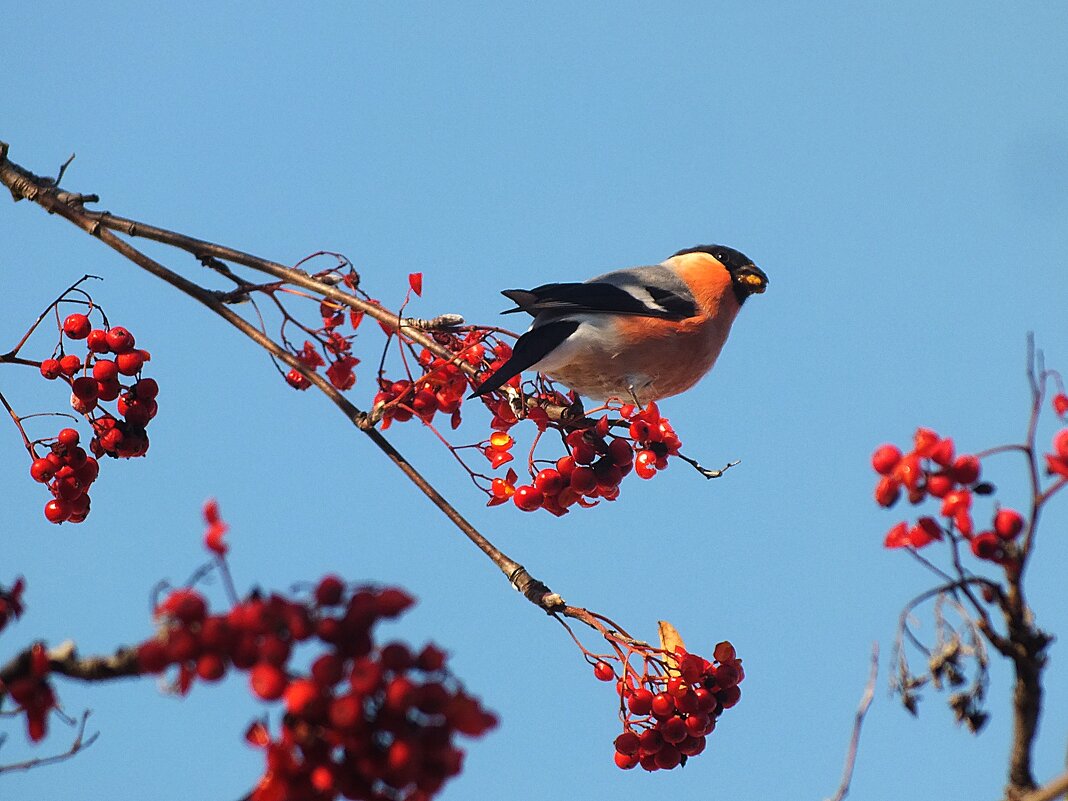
[470,245,767,404]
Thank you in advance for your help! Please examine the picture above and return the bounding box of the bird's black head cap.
[671,244,768,304]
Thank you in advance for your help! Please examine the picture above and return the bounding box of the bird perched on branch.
[470,245,767,405]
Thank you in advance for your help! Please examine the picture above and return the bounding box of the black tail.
[469,319,580,397]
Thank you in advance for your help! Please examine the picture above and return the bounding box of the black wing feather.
[469,319,581,397]
[500,282,692,319]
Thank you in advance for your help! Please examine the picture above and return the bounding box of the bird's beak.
[736,264,768,294]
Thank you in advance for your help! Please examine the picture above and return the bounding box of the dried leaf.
[658,620,686,675]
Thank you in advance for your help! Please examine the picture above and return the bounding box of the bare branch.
[0,710,98,774]
[1016,771,1068,801]
[0,641,140,696]
[824,643,878,801]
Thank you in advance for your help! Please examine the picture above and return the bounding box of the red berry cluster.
[373,334,507,431]
[0,577,26,635]
[40,315,159,455]
[135,506,495,801]
[285,336,360,394]
[486,403,683,515]
[29,428,99,524]
[608,642,743,772]
[31,314,159,523]
[872,428,1028,565]
[4,642,55,742]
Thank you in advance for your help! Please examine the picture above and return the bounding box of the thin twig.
[825,643,879,801]
[0,710,98,774]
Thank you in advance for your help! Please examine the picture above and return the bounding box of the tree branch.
[0,142,604,629]
[824,644,878,801]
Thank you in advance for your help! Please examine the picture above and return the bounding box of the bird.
[470,245,767,405]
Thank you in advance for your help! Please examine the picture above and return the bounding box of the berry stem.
[0,387,34,454]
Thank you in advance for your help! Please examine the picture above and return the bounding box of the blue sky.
[2,3,1067,799]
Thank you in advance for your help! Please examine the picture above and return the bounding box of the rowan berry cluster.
[603,641,743,772]
[4,643,55,743]
[872,427,1029,566]
[29,428,99,524]
[28,312,159,523]
[0,578,26,636]
[372,334,496,431]
[133,506,495,801]
[485,403,684,515]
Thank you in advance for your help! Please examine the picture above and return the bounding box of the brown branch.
[0,710,99,774]
[1016,771,1068,801]
[0,142,584,623]
[0,641,141,693]
[824,643,879,801]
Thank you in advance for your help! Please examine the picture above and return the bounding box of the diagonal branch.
[0,141,602,625]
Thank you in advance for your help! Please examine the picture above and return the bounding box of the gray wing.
[500,264,698,320]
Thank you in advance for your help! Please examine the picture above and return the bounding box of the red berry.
[569,466,597,494]
[133,377,159,400]
[71,376,98,402]
[555,455,576,479]
[534,468,565,496]
[39,358,62,379]
[679,734,708,756]
[638,727,663,753]
[1054,429,1068,461]
[375,587,415,617]
[59,354,82,376]
[607,438,634,467]
[59,429,82,450]
[86,329,109,353]
[311,654,344,687]
[593,661,615,681]
[30,458,56,483]
[196,653,226,682]
[593,459,624,489]
[951,455,981,485]
[874,476,901,507]
[685,712,713,736]
[653,744,682,770]
[659,716,688,744]
[169,591,207,625]
[871,444,902,475]
[970,531,1002,561]
[925,472,953,497]
[993,509,1024,541]
[490,477,515,499]
[44,498,71,523]
[315,575,345,606]
[627,688,654,716]
[614,730,641,756]
[635,449,657,479]
[614,751,640,770]
[63,313,92,339]
[92,359,119,382]
[513,485,544,511]
[651,692,676,718]
[250,663,288,700]
[1054,393,1068,417]
[105,327,135,353]
[136,640,169,673]
[115,350,144,376]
